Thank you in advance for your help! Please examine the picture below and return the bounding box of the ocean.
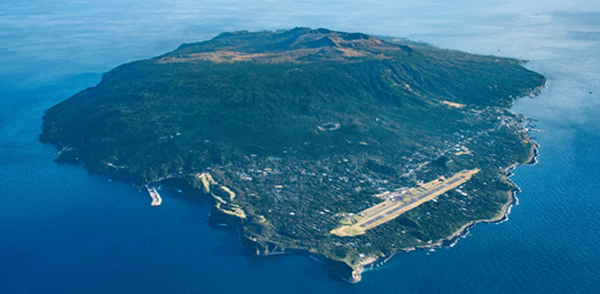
[1,1,599,293]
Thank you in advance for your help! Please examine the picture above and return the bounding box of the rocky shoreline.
[45,99,543,284]
[53,99,541,284]
[40,32,546,283]
[200,136,539,284]
[341,98,543,282]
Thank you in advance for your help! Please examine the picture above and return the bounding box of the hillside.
[40,28,545,282]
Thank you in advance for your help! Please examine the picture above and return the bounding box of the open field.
[331,169,480,237]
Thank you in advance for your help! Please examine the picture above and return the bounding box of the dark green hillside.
[41,28,545,282]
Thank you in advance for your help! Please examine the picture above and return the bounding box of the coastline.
[346,96,543,282]
[41,102,543,284]
[56,113,540,284]
[272,81,547,283]
[39,57,547,284]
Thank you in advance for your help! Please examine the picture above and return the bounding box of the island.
[40,28,545,282]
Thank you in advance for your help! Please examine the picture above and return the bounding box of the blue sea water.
[1,1,599,293]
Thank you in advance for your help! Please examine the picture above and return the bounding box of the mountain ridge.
[161,27,411,63]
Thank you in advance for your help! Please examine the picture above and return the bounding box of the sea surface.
[1,1,599,293]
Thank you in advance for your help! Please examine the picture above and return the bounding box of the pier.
[147,186,162,206]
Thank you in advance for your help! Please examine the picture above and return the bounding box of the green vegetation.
[40,28,545,282]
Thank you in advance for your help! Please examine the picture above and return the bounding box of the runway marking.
[330,169,480,237]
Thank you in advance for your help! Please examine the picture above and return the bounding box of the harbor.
[146,186,162,206]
